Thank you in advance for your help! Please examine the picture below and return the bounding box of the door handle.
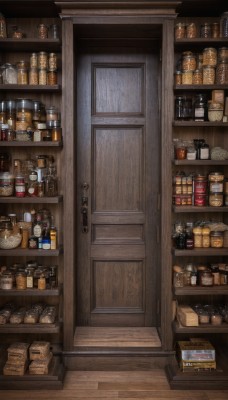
[81,182,89,233]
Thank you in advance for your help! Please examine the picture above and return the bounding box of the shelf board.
[173,206,228,213]
[0,84,61,92]
[174,286,228,296]
[0,38,61,52]
[0,247,62,257]
[175,38,228,47]
[173,248,228,256]
[0,322,61,334]
[173,160,228,165]
[0,195,63,204]
[0,287,61,296]
[173,320,228,334]
[0,141,62,147]
[173,120,228,127]
[174,84,228,91]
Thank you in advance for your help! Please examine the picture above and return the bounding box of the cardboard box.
[212,89,225,105]
[177,305,199,326]
[176,340,216,371]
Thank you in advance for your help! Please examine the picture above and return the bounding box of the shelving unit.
[167,15,228,389]
[0,12,64,389]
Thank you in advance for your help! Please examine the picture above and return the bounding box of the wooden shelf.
[173,206,228,213]
[173,160,228,165]
[0,141,62,147]
[173,248,228,256]
[173,320,228,334]
[174,286,228,296]
[173,120,228,127]
[174,84,228,91]
[0,38,61,52]
[0,84,61,92]
[175,38,228,47]
[0,247,62,257]
[0,287,61,296]
[0,195,63,204]
[0,322,61,334]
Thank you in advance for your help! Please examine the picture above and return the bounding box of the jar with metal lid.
[6,100,16,130]
[17,66,28,85]
[1,271,13,290]
[46,106,59,122]
[38,52,48,69]
[200,22,211,38]
[209,192,224,207]
[210,231,223,248]
[0,152,10,172]
[16,98,33,126]
[175,70,182,85]
[194,94,208,121]
[175,142,187,160]
[30,53,38,68]
[182,54,196,72]
[210,264,220,285]
[216,59,228,84]
[10,25,23,39]
[0,100,6,123]
[52,127,62,142]
[0,172,14,196]
[27,170,38,197]
[2,63,17,84]
[203,47,217,67]
[175,22,185,39]
[202,226,211,248]
[221,12,228,38]
[203,65,215,84]
[199,143,209,160]
[208,102,224,121]
[29,67,38,85]
[193,226,203,247]
[193,69,203,85]
[199,270,213,286]
[37,24,48,39]
[208,172,224,192]
[15,175,26,198]
[0,12,7,38]
[16,271,26,289]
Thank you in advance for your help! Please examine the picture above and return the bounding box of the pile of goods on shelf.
[0,302,57,325]
[0,262,57,290]
[175,90,228,122]
[3,341,53,376]
[176,339,216,372]
[173,171,228,206]
[173,221,228,250]
[0,11,59,40]
[0,98,62,142]
[0,207,58,250]
[176,303,228,327]
[174,137,228,161]
[0,52,58,86]
[175,13,228,40]
[0,153,58,198]
[173,261,228,287]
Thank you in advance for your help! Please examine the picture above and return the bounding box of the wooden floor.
[1,370,228,399]
[74,327,161,347]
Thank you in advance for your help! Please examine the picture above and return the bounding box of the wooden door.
[76,43,160,327]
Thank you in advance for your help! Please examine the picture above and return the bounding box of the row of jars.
[175,93,226,121]
[0,262,58,290]
[0,12,60,39]
[173,171,228,207]
[192,304,228,326]
[0,53,58,86]
[175,14,228,39]
[175,48,228,85]
[174,138,211,160]
[173,221,228,249]
[173,263,228,287]
[0,99,60,129]
[0,303,57,325]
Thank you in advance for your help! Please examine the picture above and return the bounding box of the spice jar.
[203,65,215,84]
[15,175,26,198]
[200,270,213,286]
[199,143,209,160]
[210,264,220,285]
[1,271,13,290]
[210,231,223,248]
[175,22,185,39]
[203,47,217,67]
[38,274,46,290]
[16,271,27,290]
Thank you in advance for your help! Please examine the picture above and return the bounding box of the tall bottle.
[50,215,57,250]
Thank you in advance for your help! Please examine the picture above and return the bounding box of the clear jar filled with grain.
[203,65,215,84]
[38,52,48,69]
[175,22,185,39]
[29,67,38,85]
[17,66,28,85]
[175,70,182,85]
[216,59,228,84]
[47,69,57,85]
[193,69,203,84]
[38,68,47,85]
[182,54,197,71]
[30,52,38,68]
[186,22,197,38]
[48,53,57,70]
[182,70,193,85]
[202,47,217,67]
[37,23,48,39]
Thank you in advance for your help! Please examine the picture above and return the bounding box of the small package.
[29,341,50,360]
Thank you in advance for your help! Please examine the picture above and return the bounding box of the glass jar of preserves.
[182,54,197,71]
[221,12,228,38]
[186,22,197,38]
[198,311,210,324]
[200,22,211,38]
[203,47,217,67]
[199,270,213,286]
[210,231,223,248]
[192,69,203,85]
[175,22,185,39]
[208,172,224,193]
[175,142,187,160]
[194,94,208,121]
[209,192,223,207]
[203,65,215,84]
[37,24,48,39]
[208,102,224,121]
[16,271,27,289]
[216,59,228,85]
[0,172,14,196]
[15,175,26,198]
[194,174,207,194]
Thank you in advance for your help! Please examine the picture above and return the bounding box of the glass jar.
[0,100,6,123]
[211,22,220,38]
[26,268,34,288]
[175,70,182,85]
[202,226,211,248]
[211,313,223,325]
[216,59,228,85]
[186,22,197,38]
[2,63,17,84]
[210,231,223,248]
[49,24,59,39]
[192,69,203,85]
[10,25,23,39]
[0,172,14,196]
[6,100,16,130]
[27,170,38,197]
[15,175,26,198]
[47,69,57,85]
[200,23,211,38]
[194,174,207,194]
[199,143,209,160]
[175,142,187,160]
[38,51,48,69]
[48,53,57,70]
[16,98,33,126]
[203,65,215,84]
[16,271,27,289]
[37,24,48,39]
[218,47,228,61]
[182,54,197,72]
[17,66,28,85]
[209,192,223,207]
[0,12,7,38]
[221,12,228,38]
[208,172,224,193]
[38,68,47,85]
[175,22,185,39]
[210,264,220,285]
[200,270,213,286]
[30,52,38,68]
[194,94,208,121]
[208,102,224,121]
[198,310,210,324]
[52,127,62,142]
[193,226,203,247]
[29,67,38,85]
[203,47,217,67]
[1,271,13,290]
[182,70,193,85]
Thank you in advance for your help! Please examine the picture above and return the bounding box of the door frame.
[60,8,175,352]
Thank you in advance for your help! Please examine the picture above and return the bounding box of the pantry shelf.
[173,206,228,213]
[174,286,228,296]
[0,286,62,296]
[0,195,63,204]
[173,320,228,334]
[173,248,228,256]
[0,247,63,257]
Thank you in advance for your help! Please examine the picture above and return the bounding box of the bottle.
[26,268,34,288]
[50,215,57,250]
[33,212,43,238]
[28,170,38,196]
[194,94,207,121]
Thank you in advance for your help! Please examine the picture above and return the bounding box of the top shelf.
[0,38,61,52]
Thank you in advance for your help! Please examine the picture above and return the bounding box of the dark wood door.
[76,43,160,327]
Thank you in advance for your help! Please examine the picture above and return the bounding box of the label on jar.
[195,108,204,118]
[26,276,33,288]
[200,148,209,160]
[210,182,223,192]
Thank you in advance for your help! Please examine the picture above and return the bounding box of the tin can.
[194,175,207,194]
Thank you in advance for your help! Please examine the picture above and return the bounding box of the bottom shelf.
[166,346,228,390]
[0,346,65,390]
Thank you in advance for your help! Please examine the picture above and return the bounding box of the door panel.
[76,44,160,327]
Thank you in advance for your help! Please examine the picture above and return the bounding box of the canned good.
[15,175,26,198]
[209,193,223,207]
[194,175,207,194]
[210,231,223,248]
